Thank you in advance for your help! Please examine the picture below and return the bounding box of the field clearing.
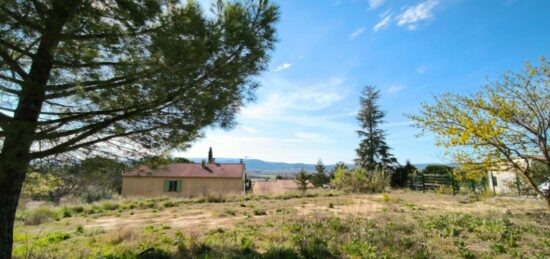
[13,190,550,258]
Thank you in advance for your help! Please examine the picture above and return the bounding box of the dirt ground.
[71,191,545,232]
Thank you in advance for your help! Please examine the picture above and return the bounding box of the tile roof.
[123,163,244,178]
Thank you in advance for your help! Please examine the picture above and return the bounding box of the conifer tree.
[294,168,309,195]
[311,159,329,187]
[355,86,397,170]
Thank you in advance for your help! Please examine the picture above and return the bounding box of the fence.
[409,174,459,195]
[409,174,491,195]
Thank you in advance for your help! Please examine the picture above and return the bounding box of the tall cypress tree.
[355,86,397,170]
[208,147,214,163]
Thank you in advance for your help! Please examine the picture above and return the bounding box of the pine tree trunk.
[0,148,32,259]
[0,2,79,256]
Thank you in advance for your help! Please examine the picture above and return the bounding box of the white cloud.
[242,76,346,118]
[273,63,292,72]
[349,27,366,40]
[373,12,392,32]
[294,132,324,142]
[241,126,258,133]
[396,0,439,31]
[387,84,405,95]
[240,76,355,133]
[368,0,386,10]
[416,64,427,74]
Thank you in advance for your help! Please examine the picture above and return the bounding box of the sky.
[177,0,550,164]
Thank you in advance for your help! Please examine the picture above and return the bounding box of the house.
[487,156,548,195]
[252,179,313,195]
[121,162,245,197]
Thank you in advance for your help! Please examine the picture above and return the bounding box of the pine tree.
[355,86,397,170]
[0,1,279,254]
[311,159,329,187]
[208,147,214,163]
[294,168,309,195]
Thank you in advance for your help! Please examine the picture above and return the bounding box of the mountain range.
[190,157,439,175]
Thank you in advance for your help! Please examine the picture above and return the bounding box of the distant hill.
[189,158,446,175]
[190,158,325,173]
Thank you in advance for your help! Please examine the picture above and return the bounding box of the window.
[168,180,178,192]
[164,179,182,193]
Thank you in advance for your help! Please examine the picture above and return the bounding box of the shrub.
[163,201,176,208]
[81,188,113,203]
[62,207,72,218]
[71,206,85,213]
[23,207,57,226]
[221,209,237,216]
[44,233,71,243]
[102,202,120,211]
[76,225,84,233]
[136,248,172,259]
[333,168,389,193]
[205,194,225,203]
[253,209,267,216]
[342,240,377,258]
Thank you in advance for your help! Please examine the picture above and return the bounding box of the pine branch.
[0,46,28,78]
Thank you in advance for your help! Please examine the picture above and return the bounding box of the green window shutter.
[176,180,183,193]
[164,180,170,192]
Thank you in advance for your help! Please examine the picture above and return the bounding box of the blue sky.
[177,0,550,164]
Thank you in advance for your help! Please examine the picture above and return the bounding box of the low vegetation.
[13,190,549,258]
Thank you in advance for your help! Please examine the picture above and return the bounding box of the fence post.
[422,174,426,193]
[515,174,521,197]
[451,174,456,196]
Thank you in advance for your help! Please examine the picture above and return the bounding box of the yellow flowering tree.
[408,57,550,211]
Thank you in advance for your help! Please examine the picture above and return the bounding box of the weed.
[253,209,267,216]
[71,206,85,213]
[382,193,391,202]
[75,225,84,233]
[102,202,119,211]
[163,201,176,208]
[62,207,72,218]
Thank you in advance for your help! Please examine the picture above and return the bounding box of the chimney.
[240,159,244,164]
[201,159,205,168]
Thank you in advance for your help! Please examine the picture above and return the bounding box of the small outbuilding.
[122,162,245,197]
[487,156,548,195]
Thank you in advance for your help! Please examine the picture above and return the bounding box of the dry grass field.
[13,190,550,258]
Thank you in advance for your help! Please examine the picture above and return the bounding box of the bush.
[102,202,120,211]
[253,209,267,216]
[61,207,72,218]
[76,225,84,233]
[333,168,389,193]
[23,207,58,226]
[81,188,113,203]
[205,194,225,203]
[163,201,176,208]
[71,206,85,213]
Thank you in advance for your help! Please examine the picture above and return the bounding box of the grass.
[12,190,550,258]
